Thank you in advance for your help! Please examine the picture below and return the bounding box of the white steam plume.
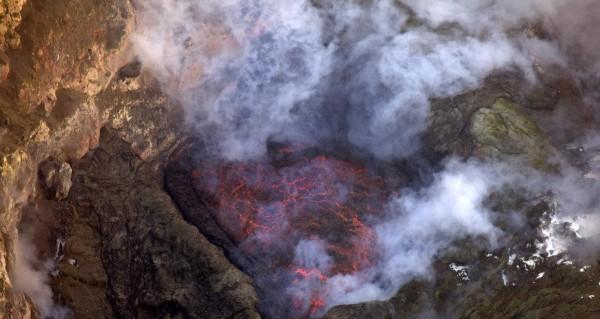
[133,0,560,160]
[316,160,503,310]
[132,0,600,316]
[12,232,70,319]
[134,0,332,159]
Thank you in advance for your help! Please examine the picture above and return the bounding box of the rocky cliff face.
[0,1,599,319]
[0,0,132,316]
[0,1,263,318]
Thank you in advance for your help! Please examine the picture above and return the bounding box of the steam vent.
[3,0,600,318]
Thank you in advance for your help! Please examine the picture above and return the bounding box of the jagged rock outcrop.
[0,0,26,51]
[49,71,261,318]
[56,129,260,319]
[470,98,556,169]
[39,158,72,200]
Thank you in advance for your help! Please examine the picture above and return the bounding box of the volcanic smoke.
[134,0,600,318]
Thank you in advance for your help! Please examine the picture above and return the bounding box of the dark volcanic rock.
[164,153,243,258]
[43,68,263,319]
[323,301,397,319]
[57,128,260,319]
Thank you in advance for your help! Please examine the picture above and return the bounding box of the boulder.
[470,98,557,170]
[39,158,72,200]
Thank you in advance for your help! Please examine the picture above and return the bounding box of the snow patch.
[535,272,545,280]
[538,210,600,258]
[501,270,510,286]
[508,254,517,266]
[449,263,470,281]
[520,256,539,271]
[579,265,591,273]
[556,258,574,266]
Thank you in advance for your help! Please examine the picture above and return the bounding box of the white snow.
[520,257,538,271]
[581,295,596,300]
[538,210,600,258]
[508,254,516,266]
[449,263,470,281]
[556,258,574,266]
[54,238,66,261]
[502,270,509,286]
[68,258,78,268]
[535,272,545,280]
[579,265,591,273]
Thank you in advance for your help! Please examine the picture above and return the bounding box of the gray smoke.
[133,0,600,316]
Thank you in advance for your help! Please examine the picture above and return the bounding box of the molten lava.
[192,150,388,317]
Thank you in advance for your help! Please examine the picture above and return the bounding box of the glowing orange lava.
[192,150,388,317]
